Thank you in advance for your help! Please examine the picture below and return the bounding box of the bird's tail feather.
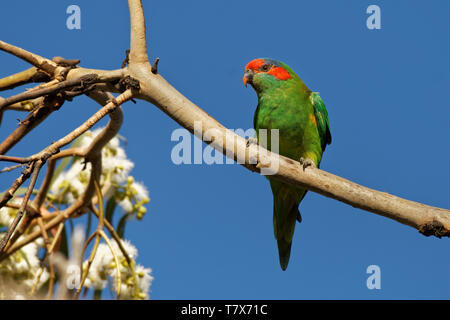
[272,184,303,271]
[277,235,293,271]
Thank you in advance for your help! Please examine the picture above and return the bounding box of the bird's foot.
[299,157,316,171]
[246,137,258,147]
[296,211,302,223]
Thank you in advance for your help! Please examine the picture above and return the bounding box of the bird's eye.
[261,64,270,72]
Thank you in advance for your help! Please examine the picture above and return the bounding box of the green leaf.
[105,198,117,225]
[93,289,102,300]
[68,219,74,235]
[85,211,92,241]
[59,224,69,258]
[117,214,131,239]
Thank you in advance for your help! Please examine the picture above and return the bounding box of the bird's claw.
[299,157,315,171]
[246,137,258,147]
[296,211,302,223]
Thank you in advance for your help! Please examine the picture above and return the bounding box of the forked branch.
[124,0,450,237]
[0,0,448,266]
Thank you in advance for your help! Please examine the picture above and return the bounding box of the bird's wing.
[310,92,332,151]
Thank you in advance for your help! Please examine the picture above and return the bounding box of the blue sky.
[1,0,449,299]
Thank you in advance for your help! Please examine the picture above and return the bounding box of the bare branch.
[0,159,43,252]
[0,67,50,91]
[0,73,102,112]
[0,96,62,155]
[0,155,30,163]
[0,89,129,260]
[33,159,56,209]
[0,162,34,209]
[151,58,160,74]
[0,158,100,260]
[4,97,43,112]
[128,0,149,65]
[0,163,24,173]
[122,12,450,237]
[0,40,58,75]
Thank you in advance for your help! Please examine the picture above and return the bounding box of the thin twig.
[26,88,133,164]
[0,40,58,74]
[0,162,34,211]
[74,226,100,299]
[29,220,64,297]
[91,205,133,267]
[33,159,56,208]
[151,58,159,74]
[0,155,30,163]
[98,230,122,298]
[0,95,62,155]
[0,160,43,252]
[93,180,121,297]
[0,163,24,173]
[36,216,56,299]
[0,67,50,91]
[0,89,129,260]
[0,73,101,112]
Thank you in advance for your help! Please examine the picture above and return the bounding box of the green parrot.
[243,58,332,270]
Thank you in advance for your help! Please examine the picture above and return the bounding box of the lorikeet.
[243,58,332,270]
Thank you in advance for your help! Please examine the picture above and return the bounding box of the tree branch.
[0,40,58,75]
[123,0,450,238]
[128,0,149,65]
[0,1,448,269]
[0,73,103,112]
[0,89,128,259]
[0,96,61,155]
[0,159,43,252]
[0,67,50,91]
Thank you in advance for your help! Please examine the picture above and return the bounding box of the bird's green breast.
[254,82,323,165]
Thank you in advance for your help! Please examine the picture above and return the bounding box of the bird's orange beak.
[243,69,253,87]
[243,75,249,87]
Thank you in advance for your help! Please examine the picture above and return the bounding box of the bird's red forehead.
[245,59,265,71]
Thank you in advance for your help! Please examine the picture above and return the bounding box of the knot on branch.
[51,56,80,81]
[121,49,130,68]
[418,220,450,238]
[43,93,65,111]
[61,74,99,100]
[151,58,160,74]
[20,162,34,176]
[40,61,57,75]
[31,70,51,83]
[52,56,80,68]
[118,76,140,91]
[79,74,99,87]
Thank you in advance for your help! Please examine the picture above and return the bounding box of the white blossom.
[83,243,110,290]
[135,264,154,298]
[0,207,12,227]
[119,199,133,213]
[0,128,152,299]
[50,161,92,204]
[132,181,150,203]
[0,234,49,299]
[83,238,151,299]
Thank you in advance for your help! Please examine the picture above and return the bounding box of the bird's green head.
[243,58,296,93]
